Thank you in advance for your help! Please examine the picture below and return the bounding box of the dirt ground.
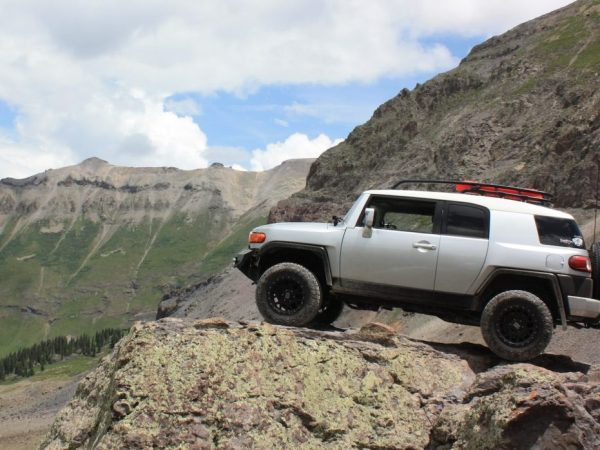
[0,376,80,450]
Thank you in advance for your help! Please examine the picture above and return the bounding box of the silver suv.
[235,181,600,361]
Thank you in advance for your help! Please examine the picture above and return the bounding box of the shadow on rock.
[420,340,592,375]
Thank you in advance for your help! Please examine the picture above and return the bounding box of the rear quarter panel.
[472,210,590,294]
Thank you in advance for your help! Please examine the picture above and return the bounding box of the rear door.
[339,196,441,301]
[434,202,490,295]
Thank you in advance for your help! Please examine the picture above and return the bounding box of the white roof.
[364,189,572,219]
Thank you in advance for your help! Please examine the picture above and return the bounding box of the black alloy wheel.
[495,303,538,348]
[266,275,306,315]
[481,290,553,362]
[256,262,322,327]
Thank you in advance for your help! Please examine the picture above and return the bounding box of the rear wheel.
[481,290,553,361]
[256,262,322,326]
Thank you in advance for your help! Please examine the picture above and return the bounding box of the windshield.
[339,193,367,226]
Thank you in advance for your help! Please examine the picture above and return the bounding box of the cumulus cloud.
[0,139,73,179]
[250,133,342,171]
[0,0,572,177]
[164,97,201,116]
[0,85,207,178]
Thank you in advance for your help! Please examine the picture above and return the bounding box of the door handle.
[412,241,437,251]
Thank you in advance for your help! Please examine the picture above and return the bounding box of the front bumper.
[233,248,259,281]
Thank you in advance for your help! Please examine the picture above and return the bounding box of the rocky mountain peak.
[79,156,110,168]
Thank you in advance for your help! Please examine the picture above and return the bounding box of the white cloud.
[0,0,573,177]
[402,1,572,37]
[164,97,201,116]
[250,133,343,171]
[0,86,207,178]
[0,138,73,179]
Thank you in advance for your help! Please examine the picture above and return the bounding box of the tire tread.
[481,290,553,361]
[256,262,322,326]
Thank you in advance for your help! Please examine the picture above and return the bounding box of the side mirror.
[362,208,375,238]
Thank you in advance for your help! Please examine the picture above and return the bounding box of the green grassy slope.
[0,210,266,357]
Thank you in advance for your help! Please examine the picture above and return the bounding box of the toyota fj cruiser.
[235,180,600,361]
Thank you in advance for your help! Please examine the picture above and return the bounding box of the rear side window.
[535,216,585,248]
[445,204,488,239]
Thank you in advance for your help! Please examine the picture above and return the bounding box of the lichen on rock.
[41,319,600,449]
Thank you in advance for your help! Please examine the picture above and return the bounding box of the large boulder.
[42,319,600,449]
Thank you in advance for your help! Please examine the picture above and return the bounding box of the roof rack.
[391,179,553,206]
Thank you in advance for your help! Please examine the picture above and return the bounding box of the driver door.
[339,196,441,302]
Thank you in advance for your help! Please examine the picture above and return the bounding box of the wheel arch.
[257,242,333,288]
[476,269,567,328]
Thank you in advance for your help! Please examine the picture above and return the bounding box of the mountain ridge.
[0,157,313,356]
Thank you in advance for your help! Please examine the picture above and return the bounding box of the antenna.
[594,160,599,245]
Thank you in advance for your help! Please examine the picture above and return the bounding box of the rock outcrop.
[42,319,600,449]
[269,0,600,230]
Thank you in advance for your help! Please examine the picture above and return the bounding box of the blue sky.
[172,76,454,161]
[0,100,16,130]
[163,33,483,169]
[0,1,571,178]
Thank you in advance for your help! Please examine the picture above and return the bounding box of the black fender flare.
[257,241,333,287]
[475,268,567,329]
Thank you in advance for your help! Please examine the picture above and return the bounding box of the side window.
[367,197,437,234]
[535,216,585,248]
[446,204,488,239]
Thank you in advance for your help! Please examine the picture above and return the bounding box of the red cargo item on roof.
[390,179,553,206]
[455,180,551,205]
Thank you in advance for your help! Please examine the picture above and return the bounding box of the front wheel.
[480,290,553,361]
[256,262,322,326]
[312,295,345,325]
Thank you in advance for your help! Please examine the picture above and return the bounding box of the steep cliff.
[270,0,600,226]
[0,158,312,356]
[42,319,600,449]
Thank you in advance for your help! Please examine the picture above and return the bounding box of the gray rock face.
[41,319,600,449]
[269,0,600,225]
[156,268,259,321]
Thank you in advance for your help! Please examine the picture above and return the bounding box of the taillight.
[248,231,266,244]
[568,255,591,273]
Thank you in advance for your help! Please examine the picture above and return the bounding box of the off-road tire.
[256,262,322,326]
[481,290,553,362]
[312,295,345,325]
[590,242,600,299]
